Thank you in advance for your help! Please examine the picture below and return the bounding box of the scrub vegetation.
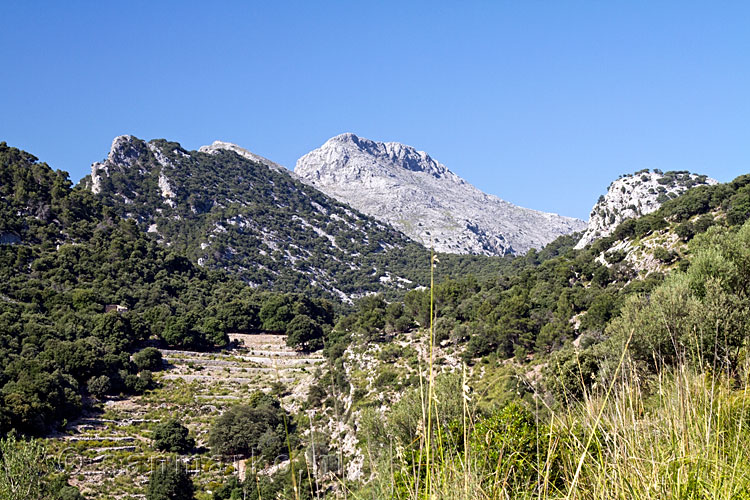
[2,141,750,499]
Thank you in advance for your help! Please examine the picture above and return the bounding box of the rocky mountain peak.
[307,133,450,180]
[575,169,717,249]
[89,135,141,194]
[296,134,585,255]
[107,135,146,166]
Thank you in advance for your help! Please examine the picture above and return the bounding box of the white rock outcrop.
[90,135,139,194]
[575,170,716,249]
[295,133,585,255]
[198,141,288,175]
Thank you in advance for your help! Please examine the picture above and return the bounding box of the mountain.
[82,135,432,301]
[575,169,717,249]
[294,133,586,256]
[198,140,287,174]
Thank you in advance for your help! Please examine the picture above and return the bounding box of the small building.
[105,304,129,314]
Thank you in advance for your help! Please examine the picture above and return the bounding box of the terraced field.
[46,334,324,500]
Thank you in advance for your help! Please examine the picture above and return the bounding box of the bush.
[675,222,695,241]
[146,460,195,500]
[652,246,675,263]
[87,375,111,399]
[471,402,545,490]
[133,347,163,372]
[212,476,243,500]
[208,393,291,461]
[0,435,84,500]
[285,314,324,351]
[153,419,194,453]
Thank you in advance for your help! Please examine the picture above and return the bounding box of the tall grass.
[349,223,750,499]
[355,356,750,500]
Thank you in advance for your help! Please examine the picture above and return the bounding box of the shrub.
[153,419,194,453]
[652,246,674,263]
[146,460,195,500]
[87,375,111,399]
[208,393,290,461]
[285,314,324,351]
[133,347,163,372]
[471,402,545,490]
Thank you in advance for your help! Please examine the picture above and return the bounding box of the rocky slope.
[82,135,430,301]
[198,140,288,174]
[575,169,716,249]
[295,133,586,256]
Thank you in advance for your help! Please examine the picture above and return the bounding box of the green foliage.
[471,402,548,491]
[362,372,466,452]
[208,393,291,461]
[86,375,111,399]
[146,460,195,500]
[0,142,342,433]
[211,475,243,500]
[285,314,324,351]
[152,419,194,453]
[0,434,50,500]
[610,221,750,372]
[0,434,82,500]
[133,347,163,372]
[89,137,436,302]
[652,245,675,263]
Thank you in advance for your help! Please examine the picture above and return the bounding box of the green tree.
[259,295,294,332]
[285,314,324,351]
[0,435,81,500]
[153,419,195,453]
[0,435,49,500]
[133,347,163,372]
[146,461,195,500]
[87,375,111,399]
[208,393,289,461]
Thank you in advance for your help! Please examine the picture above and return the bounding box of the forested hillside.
[327,173,750,377]
[4,138,750,500]
[0,143,335,436]
[310,173,750,493]
[82,135,435,301]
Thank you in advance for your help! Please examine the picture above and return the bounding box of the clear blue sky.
[2,1,748,220]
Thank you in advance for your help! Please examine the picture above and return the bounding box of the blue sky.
[1,1,748,220]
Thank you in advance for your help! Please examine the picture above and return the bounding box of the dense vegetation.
[88,137,534,304]
[152,418,194,453]
[327,174,750,374]
[208,392,293,462]
[0,434,83,500]
[0,143,335,435]
[146,460,195,500]
[4,138,750,499]
[83,137,429,301]
[336,178,750,499]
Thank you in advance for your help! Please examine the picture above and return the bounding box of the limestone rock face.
[295,133,585,255]
[198,141,288,175]
[575,170,717,249]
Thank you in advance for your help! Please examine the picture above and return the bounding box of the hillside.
[295,133,585,255]
[0,142,342,434]
[315,173,750,483]
[81,135,432,302]
[575,169,716,249]
[5,137,750,500]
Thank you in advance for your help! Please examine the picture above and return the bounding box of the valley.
[1,139,749,500]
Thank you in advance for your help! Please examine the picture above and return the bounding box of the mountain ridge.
[81,135,431,302]
[295,133,586,255]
